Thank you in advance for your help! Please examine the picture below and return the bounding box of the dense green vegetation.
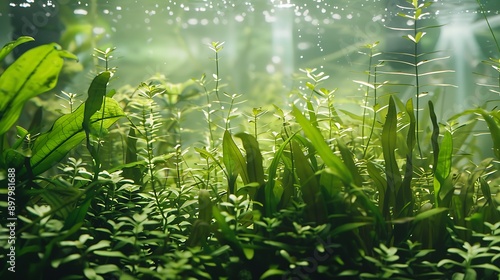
[1,1,499,279]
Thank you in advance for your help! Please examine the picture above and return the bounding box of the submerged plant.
[1,2,499,280]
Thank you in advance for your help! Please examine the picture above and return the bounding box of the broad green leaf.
[291,140,327,224]
[0,36,34,61]
[292,106,353,185]
[0,44,77,136]
[435,131,453,182]
[25,98,124,176]
[400,99,415,216]
[381,96,401,211]
[434,130,452,207]
[235,133,265,186]
[223,130,249,195]
[122,127,141,182]
[83,71,111,133]
[264,133,296,215]
[480,110,500,160]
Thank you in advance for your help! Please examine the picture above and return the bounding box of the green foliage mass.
[1,1,499,279]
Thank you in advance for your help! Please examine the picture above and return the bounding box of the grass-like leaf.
[292,105,353,185]
[291,140,327,224]
[434,131,452,207]
[381,96,401,213]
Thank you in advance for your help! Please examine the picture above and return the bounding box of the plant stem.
[364,63,378,159]
[414,18,423,159]
[362,48,374,158]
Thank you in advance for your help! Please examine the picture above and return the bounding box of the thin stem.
[364,63,378,159]
[414,19,423,159]
[144,103,168,231]
[205,85,215,148]
[476,0,500,91]
[254,114,258,140]
[476,0,500,54]
[362,48,373,157]
[215,50,220,103]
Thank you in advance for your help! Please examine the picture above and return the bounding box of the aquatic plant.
[0,1,499,279]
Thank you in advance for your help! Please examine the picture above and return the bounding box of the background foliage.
[1,0,500,279]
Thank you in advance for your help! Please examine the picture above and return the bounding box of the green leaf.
[62,196,91,231]
[260,269,286,279]
[337,139,363,187]
[399,98,415,216]
[93,250,127,258]
[381,96,401,212]
[86,240,111,252]
[40,184,81,219]
[435,131,452,182]
[480,110,500,160]
[83,71,111,133]
[291,140,327,224]
[235,133,265,186]
[122,127,141,182]
[429,101,440,172]
[223,130,249,195]
[414,207,448,223]
[210,245,231,256]
[94,264,121,274]
[367,161,388,217]
[0,36,34,61]
[212,206,247,259]
[25,97,124,176]
[306,99,319,129]
[331,222,370,236]
[264,134,296,215]
[434,131,452,207]
[353,79,375,89]
[0,44,75,136]
[472,263,500,273]
[291,106,353,185]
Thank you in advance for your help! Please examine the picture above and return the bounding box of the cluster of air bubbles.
[9,0,57,8]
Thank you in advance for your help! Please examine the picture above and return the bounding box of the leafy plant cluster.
[1,1,499,279]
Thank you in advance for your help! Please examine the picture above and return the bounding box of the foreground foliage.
[1,1,500,279]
